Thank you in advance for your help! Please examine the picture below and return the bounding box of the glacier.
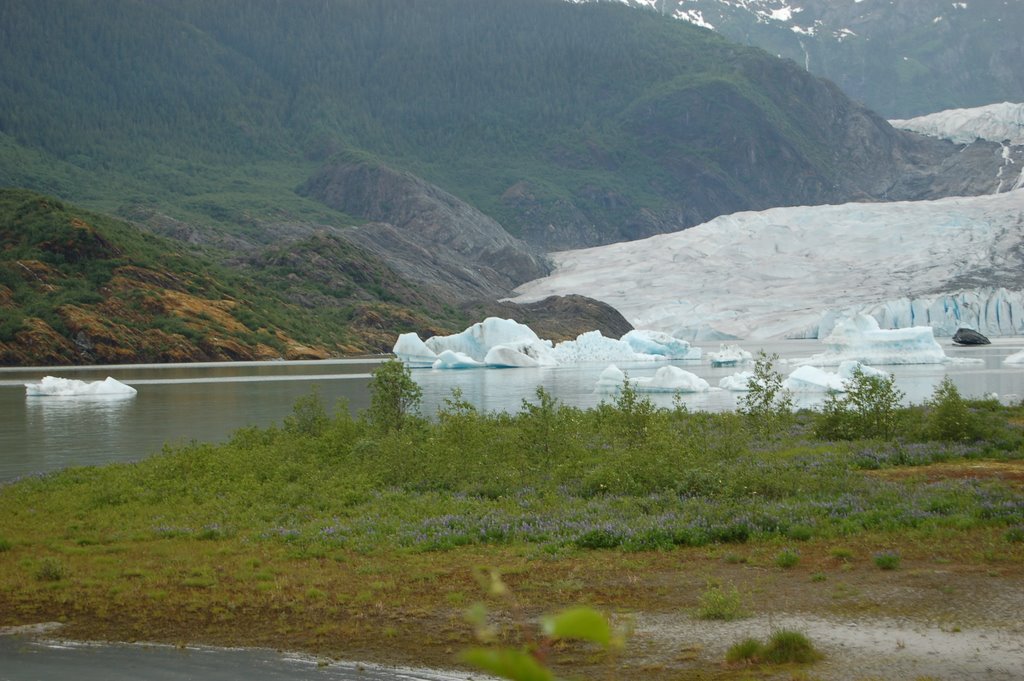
[800,314,947,366]
[25,376,138,397]
[394,317,701,370]
[512,190,1024,341]
[890,102,1024,146]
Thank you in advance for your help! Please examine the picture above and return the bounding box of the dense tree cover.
[0,0,860,242]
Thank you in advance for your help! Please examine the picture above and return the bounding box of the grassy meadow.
[1,360,1023,678]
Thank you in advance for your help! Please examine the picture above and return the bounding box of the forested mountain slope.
[1,0,995,255]
[601,0,1024,118]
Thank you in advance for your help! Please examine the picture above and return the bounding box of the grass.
[873,550,902,570]
[725,630,823,665]
[0,381,1022,678]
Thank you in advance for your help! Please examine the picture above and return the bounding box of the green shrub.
[775,547,800,568]
[873,550,901,570]
[761,629,822,664]
[815,366,905,440]
[1005,526,1024,543]
[695,581,746,620]
[0,536,11,552]
[739,351,793,439]
[367,359,422,433]
[925,377,981,442]
[35,557,68,582]
[725,637,763,663]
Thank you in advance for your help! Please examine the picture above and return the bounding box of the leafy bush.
[815,367,905,440]
[873,550,901,570]
[695,581,746,620]
[739,351,793,439]
[35,557,68,582]
[367,359,422,433]
[775,547,800,568]
[926,377,981,442]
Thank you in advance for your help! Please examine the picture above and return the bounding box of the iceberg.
[719,371,754,391]
[1005,350,1024,365]
[783,366,848,393]
[394,317,700,370]
[801,314,947,366]
[708,344,752,367]
[423,318,549,363]
[620,330,700,359]
[597,364,709,393]
[431,350,485,370]
[392,332,437,367]
[25,376,137,397]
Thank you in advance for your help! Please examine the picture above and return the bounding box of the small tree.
[739,351,793,439]
[367,359,422,433]
[815,366,904,440]
[926,376,979,442]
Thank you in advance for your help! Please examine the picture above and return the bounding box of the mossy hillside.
[0,189,459,363]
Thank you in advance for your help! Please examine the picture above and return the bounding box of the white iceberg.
[395,317,700,370]
[431,350,485,370]
[424,318,549,362]
[802,314,947,366]
[595,364,627,392]
[1005,350,1024,365]
[597,364,709,393]
[783,366,848,393]
[620,330,700,359]
[25,376,137,397]
[708,344,752,367]
[392,332,437,367]
[719,371,755,391]
[837,360,891,380]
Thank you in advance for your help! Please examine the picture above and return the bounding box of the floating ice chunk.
[804,314,947,365]
[709,344,753,367]
[1005,350,1024,365]
[719,371,755,391]
[25,376,137,397]
[783,366,848,392]
[595,364,627,392]
[483,344,541,368]
[621,330,699,359]
[425,318,547,362]
[432,350,484,369]
[837,360,891,380]
[552,330,659,363]
[634,366,710,393]
[392,332,437,367]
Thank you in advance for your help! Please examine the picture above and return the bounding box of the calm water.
[2,339,1024,483]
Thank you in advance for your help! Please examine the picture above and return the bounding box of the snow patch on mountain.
[512,191,1024,341]
[890,102,1024,145]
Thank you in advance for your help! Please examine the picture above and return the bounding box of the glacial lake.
[2,338,1024,483]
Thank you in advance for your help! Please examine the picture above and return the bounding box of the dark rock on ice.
[952,328,991,345]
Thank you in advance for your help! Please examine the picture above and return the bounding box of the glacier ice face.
[395,318,700,370]
[25,376,138,397]
[511,191,1024,340]
[889,102,1024,145]
[802,314,947,366]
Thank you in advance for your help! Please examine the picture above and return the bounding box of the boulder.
[952,328,991,345]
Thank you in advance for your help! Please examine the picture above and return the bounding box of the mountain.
[513,189,1024,341]
[1,0,1019,363]
[597,0,1024,118]
[0,0,1008,257]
